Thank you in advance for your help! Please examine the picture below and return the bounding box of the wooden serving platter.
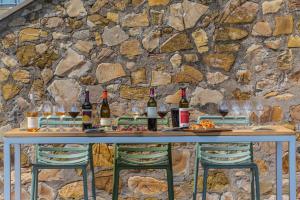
[182,128,232,133]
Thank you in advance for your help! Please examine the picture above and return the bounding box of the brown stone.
[172,150,190,176]
[74,40,94,53]
[94,32,103,46]
[96,63,126,83]
[30,79,44,101]
[236,70,251,84]
[262,0,283,14]
[290,71,300,84]
[35,49,59,69]
[252,21,272,37]
[0,68,10,82]
[264,39,281,50]
[277,49,293,70]
[16,45,37,66]
[114,0,129,11]
[273,15,294,36]
[215,27,248,41]
[128,176,168,195]
[131,68,147,84]
[2,33,16,48]
[165,90,181,104]
[160,33,193,53]
[80,75,96,85]
[290,104,300,121]
[92,143,113,167]
[2,83,21,100]
[87,14,109,27]
[39,169,64,181]
[12,70,30,83]
[44,17,64,28]
[224,1,258,24]
[107,12,119,23]
[148,0,169,6]
[68,18,83,29]
[37,183,55,199]
[122,11,149,27]
[151,70,171,86]
[120,40,143,58]
[95,170,116,193]
[254,159,269,174]
[214,43,240,53]
[206,72,229,85]
[142,30,160,52]
[66,0,87,17]
[192,29,208,53]
[282,152,300,174]
[58,181,84,200]
[90,0,108,13]
[19,28,48,43]
[203,53,235,72]
[288,35,300,48]
[197,171,229,193]
[232,88,251,100]
[172,65,203,84]
[183,54,198,62]
[120,85,149,100]
[271,106,283,122]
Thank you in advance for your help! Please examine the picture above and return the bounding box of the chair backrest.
[115,116,171,166]
[36,116,90,165]
[197,115,252,164]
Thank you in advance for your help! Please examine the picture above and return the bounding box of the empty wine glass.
[54,103,65,132]
[69,103,80,131]
[231,101,241,129]
[254,100,264,126]
[42,101,52,131]
[131,105,142,130]
[218,100,229,126]
[242,101,252,126]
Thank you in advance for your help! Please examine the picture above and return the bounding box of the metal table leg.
[276,142,283,200]
[4,141,11,200]
[14,144,21,200]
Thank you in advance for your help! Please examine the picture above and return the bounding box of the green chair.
[31,116,96,200]
[112,116,174,200]
[193,116,260,200]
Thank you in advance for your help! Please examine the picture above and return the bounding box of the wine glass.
[254,100,264,126]
[158,104,168,119]
[69,103,80,131]
[242,101,252,126]
[231,101,241,129]
[42,101,53,131]
[218,100,229,126]
[54,103,65,132]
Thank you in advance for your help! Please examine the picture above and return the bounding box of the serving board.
[182,128,232,133]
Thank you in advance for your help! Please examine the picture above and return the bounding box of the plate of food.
[187,120,232,133]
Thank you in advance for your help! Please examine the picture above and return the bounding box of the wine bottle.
[100,90,111,127]
[27,93,39,132]
[179,88,189,128]
[147,88,157,131]
[82,89,92,130]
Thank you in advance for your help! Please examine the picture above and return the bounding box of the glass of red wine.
[158,104,168,119]
[69,103,80,131]
[219,100,229,126]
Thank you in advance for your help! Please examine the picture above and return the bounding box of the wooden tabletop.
[3,126,295,138]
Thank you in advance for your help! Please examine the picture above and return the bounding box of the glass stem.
[46,117,49,131]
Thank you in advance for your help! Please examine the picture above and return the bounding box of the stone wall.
[0,0,300,199]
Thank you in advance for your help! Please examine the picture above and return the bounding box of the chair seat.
[34,158,89,166]
[201,158,255,167]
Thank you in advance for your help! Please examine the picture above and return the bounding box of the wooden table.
[3,126,297,200]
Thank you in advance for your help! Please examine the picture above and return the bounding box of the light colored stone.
[58,181,84,200]
[35,43,48,55]
[148,0,169,6]
[128,176,167,195]
[120,85,149,100]
[288,35,300,48]
[96,63,126,83]
[45,17,64,28]
[215,27,248,41]
[262,0,283,14]
[170,53,182,68]
[66,0,87,17]
[90,0,108,13]
[165,90,181,104]
[74,40,93,53]
[19,28,48,42]
[37,183,55,199]
[131,68,147,85]
[172,150,190,176]
[252,21,272,37]
[277,49,293,70]
[172,65,203,84]
[52,32,68,40]
[142,30,160,52]
[120,40,143,58]
[273,15,294,36]
[95,170,114,193]
[203,53,236,72]
[68,61,91,78]
[0,68,10,82]
[192,29,208,53]
[224,1,258,24]
[41,68,53,84]
[47,79,81,104]
[30,79,44,101]
[1,54,18,68]
[1,33,16,48]
[151,70,171,86]
[184,54,198,62]
[73,29,90,40]
[102,25,129,46]
[2,83,21,100]
[206,72,229,85]
[168,1,208,31]
[190,87,223,106]
[39,169,64,181]
[264,39,281,50]
[122,11,149,27]
[87,84,104,104]
[160,33,193,53]
[290,104,300,121]
[12,70,30,83]
[55,48,85,76]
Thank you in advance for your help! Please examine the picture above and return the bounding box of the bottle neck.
[85,91,90,102]
[149,88,155,98]
[102,90,108,103]
[181,88,186,99]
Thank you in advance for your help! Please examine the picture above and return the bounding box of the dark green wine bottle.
[82,89,92,130]
[147,88,157,131]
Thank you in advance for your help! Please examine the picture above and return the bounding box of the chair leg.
[251,168,255,200]
[253,166,260,200]
[166,167,174,200]
[31,167,38,200]
[82,167,89,200]
[202,167,209,200]
[89,145,96,200]
[193,158,200,200]
[112,167,120,200]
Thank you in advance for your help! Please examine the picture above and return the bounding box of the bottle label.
[82,109,92,124]
[147,107,157,118]
[100,118,111,126]
[179,108,189,127]
[28,117,38,129]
